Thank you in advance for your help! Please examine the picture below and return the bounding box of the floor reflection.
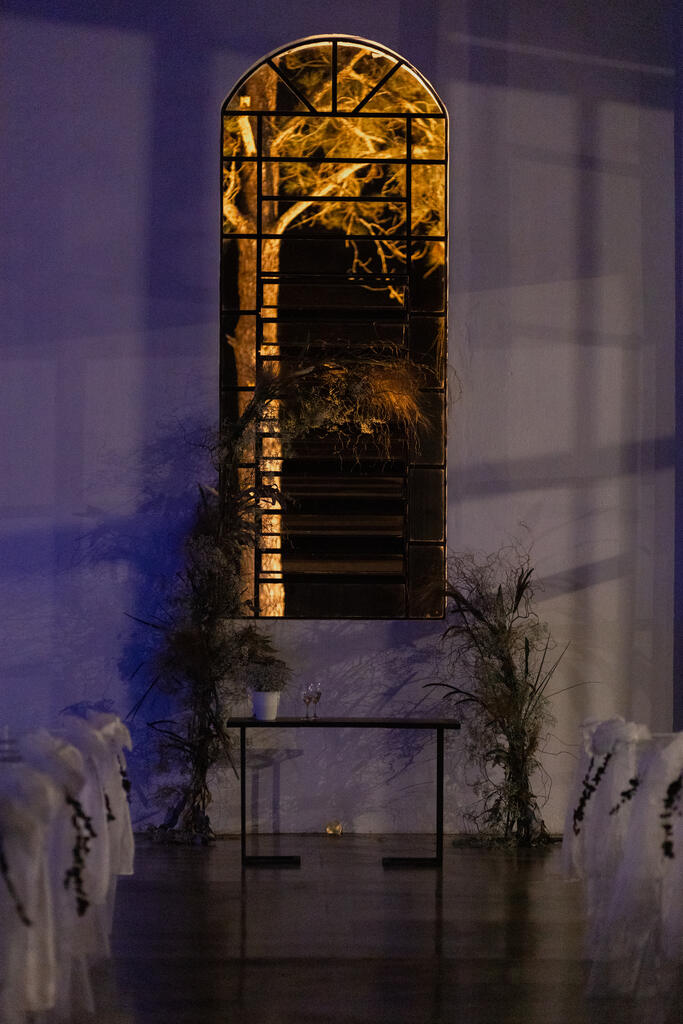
[103,836,680,1023]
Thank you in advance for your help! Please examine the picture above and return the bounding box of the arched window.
[220,36,447,618]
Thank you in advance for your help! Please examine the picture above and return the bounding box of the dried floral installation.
[429,546,568,845]
[133,358,426,841]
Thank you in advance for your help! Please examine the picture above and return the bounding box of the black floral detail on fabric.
[661,772,682,859]
[572,752,613,836]
[63,795,97,916]
[0,835,32,926]
[104,791,116,822]
[117,755,132,802]
[609,776,640,815]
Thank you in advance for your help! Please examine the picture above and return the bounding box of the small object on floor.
[325,820,343,836]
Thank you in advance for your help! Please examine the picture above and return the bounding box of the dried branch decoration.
[428,545,568,845]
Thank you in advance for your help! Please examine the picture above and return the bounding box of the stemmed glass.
[302,685,314,719]
[311,685,322,719]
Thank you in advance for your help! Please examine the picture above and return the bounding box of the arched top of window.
[222,36,446,118]
[220,37,447,619]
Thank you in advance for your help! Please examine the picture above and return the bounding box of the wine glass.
[311,685,322,719]
[302,685,313,719]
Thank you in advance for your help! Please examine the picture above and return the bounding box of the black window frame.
[220,35,447,619]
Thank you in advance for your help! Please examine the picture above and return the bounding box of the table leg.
[436,725,444,867]
[382,726,444,869]
[240,726,246,865]
[240,723,300,868]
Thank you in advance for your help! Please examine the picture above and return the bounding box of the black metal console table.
[229,717,460,869]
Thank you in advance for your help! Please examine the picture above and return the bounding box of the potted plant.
[246,661,289,720]
[237,624,290,720]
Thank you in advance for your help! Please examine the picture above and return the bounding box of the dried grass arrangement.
[429,546,568,846]
[279,354,426,455]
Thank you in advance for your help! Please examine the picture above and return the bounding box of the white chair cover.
[562,720,682,1005]
[590,733,683,995]
[0,716,134,1022]
[0,763,61,1022]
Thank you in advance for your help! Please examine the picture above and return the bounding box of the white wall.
[0,1,675,834]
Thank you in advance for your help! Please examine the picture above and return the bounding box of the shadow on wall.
[70,417,213,819]
[2,0,676,814]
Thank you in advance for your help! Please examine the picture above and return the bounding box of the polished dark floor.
[94,835,679,1023]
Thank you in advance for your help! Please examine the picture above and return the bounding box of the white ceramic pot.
[251,691,280,721]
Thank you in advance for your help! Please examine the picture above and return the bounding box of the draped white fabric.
[0,716,133,1023]
[562,718,683,1005]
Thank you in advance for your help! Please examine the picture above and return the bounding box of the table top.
[228,716,460,729]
